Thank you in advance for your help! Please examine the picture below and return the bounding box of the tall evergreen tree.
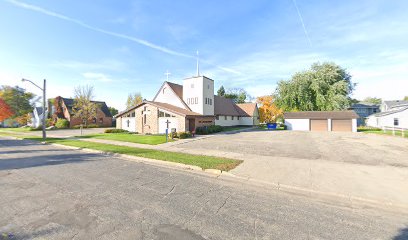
[217,86,225,96]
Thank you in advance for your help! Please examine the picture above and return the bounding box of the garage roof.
[284,110,359,119]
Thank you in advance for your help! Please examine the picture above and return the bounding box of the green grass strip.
[78,133,171,145]
[1,134,242,171]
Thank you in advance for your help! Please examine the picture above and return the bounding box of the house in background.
[348,102,380,126]
[380,100,408,112]
[115,75,259,134]
[284,111,359,132]
[29,107,47,128]
[367,101,408,129]
[52,97,113,128]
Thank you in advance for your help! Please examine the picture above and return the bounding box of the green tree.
[126,92,143,109]
[275,62,354,111]
[363,97,382,105]
[217,86,225,96]
[224,88,251,103]
[72,85,98,127]
[404,96,408,101]
[108,107,118,116]
[0,85,34,118]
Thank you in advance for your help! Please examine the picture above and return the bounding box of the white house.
[30,107,46,128]
[284,111,358,132]
[367,105,408,129]
[115,75,259,134]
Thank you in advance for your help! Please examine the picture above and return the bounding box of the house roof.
[371,106,408,117]
[166,82,183,99]
[214,95,241,116]
[384,100,408,108]
[350,102,380,108]
[236,103,257,117]
[35,107,43,115]
[115,101,202,118]
[61,97,112,117]
[284,110,359,119]
[147,101,201,116]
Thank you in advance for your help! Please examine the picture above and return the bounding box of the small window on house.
[159,111,165,117]
[225,116,227,120]
[205,98,208,104]
[131,112,135,117]
[394,118,399,126]
[127,120,130,127]
[165,113,171,117]
[195,97,198,104]
[232,116,234,120]
[93,117,97,123]
[207,84,210,89]
[144,114,146,124]
[216,115,219,120]
[237,116,240,120]
[144,106,147,111]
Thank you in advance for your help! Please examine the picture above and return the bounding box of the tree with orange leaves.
[256,95,283,123]
[0,98,14,122]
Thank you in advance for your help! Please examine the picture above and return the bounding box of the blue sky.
[1,0,407,110]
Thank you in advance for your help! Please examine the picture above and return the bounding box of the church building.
[115,75,259,134]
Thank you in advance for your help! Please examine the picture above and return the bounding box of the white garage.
[284,111,358,132]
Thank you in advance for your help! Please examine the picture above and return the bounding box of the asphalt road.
[0,138,407,240]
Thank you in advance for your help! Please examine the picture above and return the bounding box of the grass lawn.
[221,126,253,132]
[78,133,171,145]
[0,134,242,171]
[0,127,37,132]
[358,128,408,138]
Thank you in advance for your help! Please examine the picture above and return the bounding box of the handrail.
[382,126,407,137]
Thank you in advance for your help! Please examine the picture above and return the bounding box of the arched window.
[163,87,166,94]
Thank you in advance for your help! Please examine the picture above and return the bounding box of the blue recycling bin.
[266,123,277,130]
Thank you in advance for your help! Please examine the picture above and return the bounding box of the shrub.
[169,131,178,138]
[55,118,69,129]
[104,129,129,133]
[195,125,223,135]
[46,118,53,127]
[178,131,192,139]
[87,124,99,128]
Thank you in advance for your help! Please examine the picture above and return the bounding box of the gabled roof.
[115,101,201,118]
[35,107,43,116]
[214,95,241,116]
[350,102,380,108]
[371,106,408,117]
[284,110,359,119]
[236,103,258,117]
[152,81,190,110]
[384,100,408,108]
[60,97,112,117]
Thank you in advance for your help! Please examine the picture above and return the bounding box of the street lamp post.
[22,78,47,142]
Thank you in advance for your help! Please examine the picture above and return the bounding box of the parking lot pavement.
[174,130,408,207]
[1,138,408,239]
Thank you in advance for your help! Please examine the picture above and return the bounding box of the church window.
[225,116,227,120]
[205,98,208,104]
[207,84,210,89]
[131,112,135,117]
[127,120,130,127]
[210,99,212,105]
[163,87,166,94]
[195,97,198,104]
[232,116,234,120]
[144,114,146,124]
[159,111,165,117]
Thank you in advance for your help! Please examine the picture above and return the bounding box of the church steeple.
[196,50,200,77]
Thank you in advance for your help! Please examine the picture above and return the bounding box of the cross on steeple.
[165,70,171,81]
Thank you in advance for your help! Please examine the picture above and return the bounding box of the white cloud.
[4,0,240,75]
[82,72,112,83]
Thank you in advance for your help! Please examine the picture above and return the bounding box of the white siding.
[367,109,408,129]
[183,76,214,115]
[215,116,240,126]
[154,84,186,109]
[121,117,136,132]
[285,119,310,131]
[352,119,357,132]
[158,117,179,134]
[239,117,254,126]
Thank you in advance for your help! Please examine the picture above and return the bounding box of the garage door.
[310,119,328,131]
[331,119,352,132]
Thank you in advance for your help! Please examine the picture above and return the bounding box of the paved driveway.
[1,138,408,239]
[173,130,408,207]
